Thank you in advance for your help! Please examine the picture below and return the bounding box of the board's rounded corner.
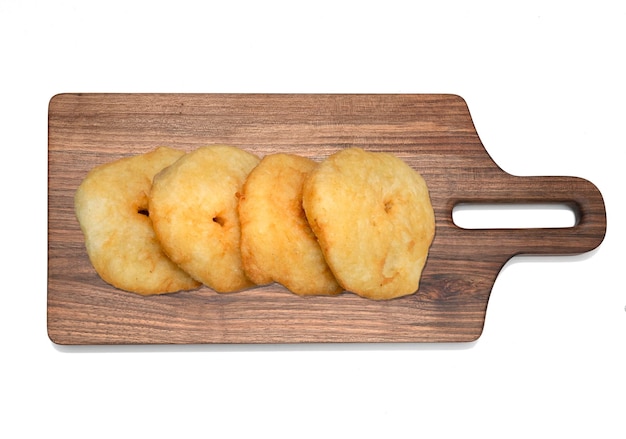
[48,92,67,105]
[47,325,69,347]
[46,297,63,346]
[467,331,484,343]
[445,93,470,108]
[48,93,65,115]
[48,92,78,114]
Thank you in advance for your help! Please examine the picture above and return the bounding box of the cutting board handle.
[448,175,606,257]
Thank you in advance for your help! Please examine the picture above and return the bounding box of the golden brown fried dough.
[302,147,435,300]
[149,145,260,293]
[74,147,201,295]
[239,153,342,296]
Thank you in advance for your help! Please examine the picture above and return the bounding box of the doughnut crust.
[149,145,260,293]
[74,147,201,295]
[302,147,435,300]
[239,153,342,296]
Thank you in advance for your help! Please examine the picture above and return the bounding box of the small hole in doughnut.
[138,209,149,217]
[384,200,393,213]
[213,216,226,227]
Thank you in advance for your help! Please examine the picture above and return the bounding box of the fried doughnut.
[239,153,342,296]
[149,145,260,293]
[302,147,435,300]
[74,147,201,295]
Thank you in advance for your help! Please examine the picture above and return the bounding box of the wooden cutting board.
[47,93,606,344]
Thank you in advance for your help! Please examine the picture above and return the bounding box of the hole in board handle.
[452,203,578,229]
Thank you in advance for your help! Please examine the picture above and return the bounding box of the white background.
[2,1,624,437]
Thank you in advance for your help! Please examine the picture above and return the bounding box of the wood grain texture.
[47,94,606,344]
